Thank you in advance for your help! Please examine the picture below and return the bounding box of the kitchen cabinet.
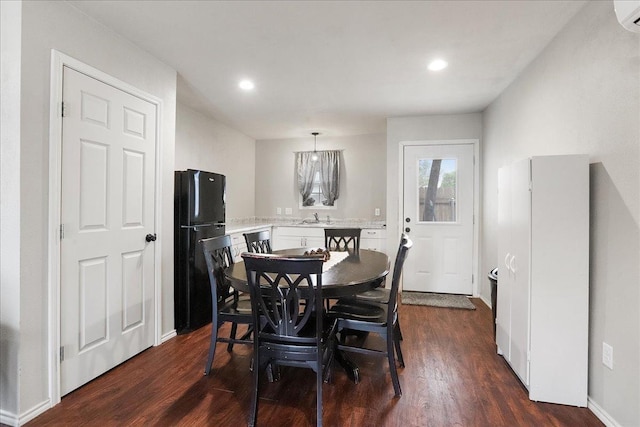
[361,228,386,253]
[272,227,324,250]
[228,231,248,262]
[496,155,588,407]
[273,226,387,252]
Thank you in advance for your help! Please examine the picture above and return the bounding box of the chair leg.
[248,349,260,427]
[394,324,405,368]
[266,363,281,383]
[397,317,404,341]
[386,331,402,397]
[205,323,219,376]
[317,356,323,427]
[227,322,238,352]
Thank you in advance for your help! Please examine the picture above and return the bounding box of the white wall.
[175,103,256,220]
[0,0,22,419]
[386,113,483,267]
[3,1,178,423]
[255,133,386,221]
[481,1,639,425]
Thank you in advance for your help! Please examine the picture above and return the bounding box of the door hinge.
[61,102,67,118]
[60,346,65,362]
[60,224,65,240]
[472,274,474,284]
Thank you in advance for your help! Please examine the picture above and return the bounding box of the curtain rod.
[292,149,345,153]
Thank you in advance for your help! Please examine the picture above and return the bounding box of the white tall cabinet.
[496,155,589,407]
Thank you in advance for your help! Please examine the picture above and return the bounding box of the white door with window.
[60,66,157,395]
[402,144,474,294]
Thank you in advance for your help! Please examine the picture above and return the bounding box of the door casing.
[397,139,480,296]
[47,50,164,406]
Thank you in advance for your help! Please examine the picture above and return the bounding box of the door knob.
[145,233,157,242]
[405,227,411,232]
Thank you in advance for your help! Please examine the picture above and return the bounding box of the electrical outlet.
[602,342,613,370]
[374,208,381,216]
[285,207,292,215]
[276,207,282,215]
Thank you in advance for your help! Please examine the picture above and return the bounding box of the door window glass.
[417,158,457,222]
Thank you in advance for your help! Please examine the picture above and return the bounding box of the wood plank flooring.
[28,299,602,426]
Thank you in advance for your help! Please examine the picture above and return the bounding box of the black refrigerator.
[174,169,226,334]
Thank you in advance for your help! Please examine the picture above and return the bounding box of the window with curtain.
[296,150,340,209]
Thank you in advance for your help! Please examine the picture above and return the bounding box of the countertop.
[224,219,386,234]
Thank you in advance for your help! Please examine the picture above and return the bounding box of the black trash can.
[488,268,498,338]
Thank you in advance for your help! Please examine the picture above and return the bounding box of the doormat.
[401,292,476,310]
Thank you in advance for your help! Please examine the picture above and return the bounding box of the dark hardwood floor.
[28,299,603,426]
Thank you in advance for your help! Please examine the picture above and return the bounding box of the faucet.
[313,212,319,223]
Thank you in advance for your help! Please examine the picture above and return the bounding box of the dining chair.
[324,228,361,310]
[324,228,361,252]
[243,229,272,254]
[242,252,336,427]
[201,235,255,376]
[327,234,412,397]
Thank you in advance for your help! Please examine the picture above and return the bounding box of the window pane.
[301,168,334,208]
[417,158,457,222]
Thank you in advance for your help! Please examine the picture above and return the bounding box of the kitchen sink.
[295,221,333,227]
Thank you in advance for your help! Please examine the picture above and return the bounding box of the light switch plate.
[374,208,381,216]
[285,207,292,215]
[276,207,282,215]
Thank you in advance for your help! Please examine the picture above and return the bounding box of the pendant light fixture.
[311,132,320,162]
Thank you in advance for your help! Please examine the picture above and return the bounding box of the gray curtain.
[296,152,317,206]
[319,150,340,206]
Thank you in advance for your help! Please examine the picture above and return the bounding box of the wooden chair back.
[324,228,361,252]
[243,230,272,254]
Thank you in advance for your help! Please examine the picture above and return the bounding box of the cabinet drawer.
[362,229,383,238]
[274,227,324,237]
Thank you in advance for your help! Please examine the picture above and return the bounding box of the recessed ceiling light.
[428,59,448,72]
[238,79,255,91]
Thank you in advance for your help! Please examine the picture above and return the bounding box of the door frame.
[47,50,164,405]
[398,139,480,296]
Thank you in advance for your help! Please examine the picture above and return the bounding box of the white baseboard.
[15,398,51,426]
[0,408,18,427]
[588,396,621,427]
[161,329,177,344]
[478,295,491,309]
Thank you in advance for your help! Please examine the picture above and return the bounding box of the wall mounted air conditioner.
[614,0,640,32]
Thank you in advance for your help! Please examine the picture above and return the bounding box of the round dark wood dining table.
[224,248,390,298]
[225,247,390,383]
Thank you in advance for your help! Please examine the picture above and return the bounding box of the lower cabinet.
[273,226,387,252]
[272,227,324,250]
[228,232,248,263]
[361,228,386,253]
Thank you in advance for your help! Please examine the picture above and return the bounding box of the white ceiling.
[68,0,586,140]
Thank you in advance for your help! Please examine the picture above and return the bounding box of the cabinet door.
[229,233,247,262]
[276,236,303,249]
[361,229,386,252]
[305,236,324,248]
[509,159,532,386]
[496,166,512,358]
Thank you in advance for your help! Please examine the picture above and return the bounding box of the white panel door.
[60,67,157,396]
[402,144,474,294]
